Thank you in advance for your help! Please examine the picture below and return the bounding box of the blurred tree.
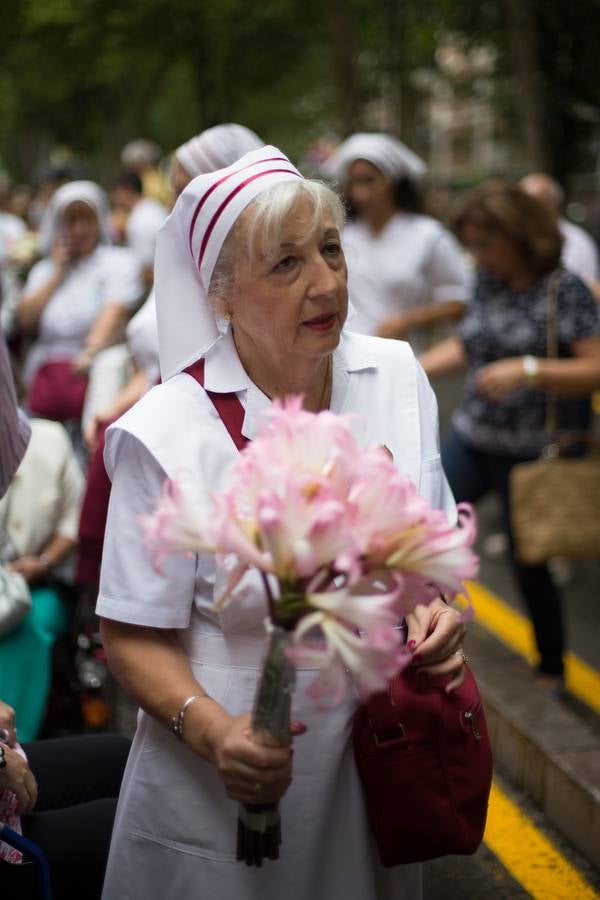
[0,0,598,183]
[441,0,600,178]
[0,0,336,178]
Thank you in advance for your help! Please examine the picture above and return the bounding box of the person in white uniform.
[18,181,144,392]
[111,171,167,290]
[321,133,471,352]
[96,146,467,900]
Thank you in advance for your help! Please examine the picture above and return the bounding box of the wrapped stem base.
[237,624,296,867]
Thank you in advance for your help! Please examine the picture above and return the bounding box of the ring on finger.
[455,650,469,666]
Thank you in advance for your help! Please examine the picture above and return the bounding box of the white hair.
[208,179,346,312]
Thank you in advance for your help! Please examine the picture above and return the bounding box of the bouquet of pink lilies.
[141,398,478,866]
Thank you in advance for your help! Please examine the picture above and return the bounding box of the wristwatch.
[522,355,540,384]
[39,554,53,574]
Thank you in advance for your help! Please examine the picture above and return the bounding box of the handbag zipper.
[463,709,482,741]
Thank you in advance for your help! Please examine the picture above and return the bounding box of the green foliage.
[0,0,598,182]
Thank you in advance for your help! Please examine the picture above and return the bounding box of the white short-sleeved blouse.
[344,213,471,340]
[22,244,144,383]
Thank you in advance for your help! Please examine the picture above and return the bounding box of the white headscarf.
[174,124,265,180]
[39,180,112,253]
[321,133,427,184]
[155,144,302,381]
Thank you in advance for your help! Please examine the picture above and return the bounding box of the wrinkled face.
[460,222,524,281]
[61,201,100,258]
[346,159,394,215]
[226,197,348,367]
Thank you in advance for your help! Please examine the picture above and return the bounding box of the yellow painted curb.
[459,581,600,717]
[485,782,599,899]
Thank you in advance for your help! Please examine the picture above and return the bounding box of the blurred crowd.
[0,125,599,748]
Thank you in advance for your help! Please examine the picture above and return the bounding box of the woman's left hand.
[475,358,525,402]
[405,597,467,693]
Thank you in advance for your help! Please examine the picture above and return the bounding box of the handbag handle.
[544,268,562,437]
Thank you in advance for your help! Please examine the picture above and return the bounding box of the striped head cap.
[155,145,302,381]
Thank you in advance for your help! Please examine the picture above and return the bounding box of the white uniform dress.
[97,329,455,900]
[344,213,471,351]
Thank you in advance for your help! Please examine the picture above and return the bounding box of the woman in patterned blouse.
[420,180,600,689]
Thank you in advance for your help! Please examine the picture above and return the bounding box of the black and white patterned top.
[452,269,600,456]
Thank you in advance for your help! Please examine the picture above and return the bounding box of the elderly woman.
[96,146,466,900]
[321,133,471,352]
[420,180,600,689]
[18,181,144,425]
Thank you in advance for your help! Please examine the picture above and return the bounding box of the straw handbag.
[511,433,600,564]
[510,271,600,565]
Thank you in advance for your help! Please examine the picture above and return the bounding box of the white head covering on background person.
[174,124,265,180]
[39,180,112,254]
[321,132,427,184]
[154,145,302,381]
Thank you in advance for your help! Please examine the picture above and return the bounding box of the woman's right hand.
[84,411,110,453]
[201,711,294,806]
[0,745,38,814]
[51,237,71,273]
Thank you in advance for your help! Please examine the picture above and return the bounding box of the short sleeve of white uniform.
[425,229,471,305]
[415,359,457,524]
[103,247,145,310]
[23,258,54,295]
[96,431,196,627]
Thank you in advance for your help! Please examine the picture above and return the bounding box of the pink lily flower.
[139,478,212,573]
[288,611,409,707]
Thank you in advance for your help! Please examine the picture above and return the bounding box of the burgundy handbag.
[28,360,88,422]
[352,664,493,866]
